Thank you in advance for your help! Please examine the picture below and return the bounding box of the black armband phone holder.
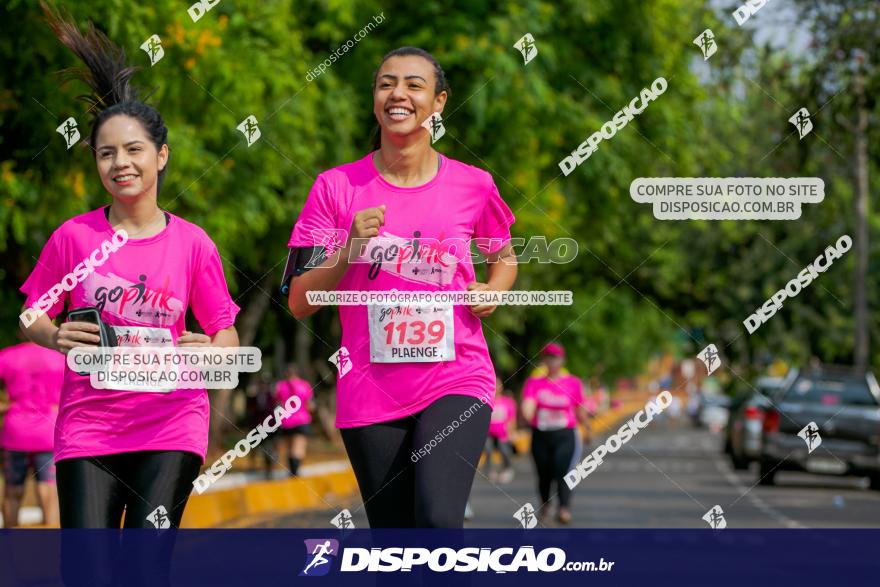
[67,306,117,348]
[280,246,327,295]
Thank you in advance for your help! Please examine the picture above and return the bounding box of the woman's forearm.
[19,310,59,352]
[211,325,239,347]
[486,261,517,291]
[288,242,358,319]
[486,243,518,291]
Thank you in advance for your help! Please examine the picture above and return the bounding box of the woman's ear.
[434,90,448,114]
[158,144,169,172]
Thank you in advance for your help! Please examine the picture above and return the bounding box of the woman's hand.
[177,330,212,347]
[53,321,101,354]
[467,281,497,318]
[349,205,386,242]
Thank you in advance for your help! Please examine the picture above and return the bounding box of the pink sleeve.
[474,180,515,255]
[20,231,68,319]
[188,240,240,337]
[522,377,537,401]
[288,174,346,251]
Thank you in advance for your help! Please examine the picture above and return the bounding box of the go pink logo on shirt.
[84,272,184,325]
[362,231,458,286]
[537,389,573,408]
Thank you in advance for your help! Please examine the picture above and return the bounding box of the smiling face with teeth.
[95,114,168,201]
[373,55,447,145]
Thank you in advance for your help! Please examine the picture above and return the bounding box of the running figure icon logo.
[798,421,822,454]
[140,34,165,66]
[702,505,727,529]
[514,503,538,529]
[789,108,813,139]
[328,347,353,378]
[237,115,261,147]
[693,29,717,60]
[56,117,80,149]
[146,505,171,529]
[697,344,721,375]
[330,508,355,529]
[300,539,339,577]
[421,112,445,144]
[513,33,538,65]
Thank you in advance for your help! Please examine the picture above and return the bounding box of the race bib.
[536,407,568,431]
[110,325,176,393]
[368,304,455,363]
[113,325,174,347]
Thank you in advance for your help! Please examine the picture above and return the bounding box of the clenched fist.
[349,205,386,242]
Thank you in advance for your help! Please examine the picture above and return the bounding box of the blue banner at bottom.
[0,529,876,586]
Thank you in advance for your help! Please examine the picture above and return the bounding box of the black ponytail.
[371,47,451,151]
[41,1,170,195]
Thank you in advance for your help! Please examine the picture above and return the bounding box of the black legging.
[340,394,491,528]
[531,427,578,509]
[56,450,202,528]
[482,436,513,471]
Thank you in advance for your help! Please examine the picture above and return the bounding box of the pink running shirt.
[488,395,517,441]
[0,342,64,452]
[288,152,515,427]
[275,378,313,428]
[522,374,586,430]
[20,208,240,462]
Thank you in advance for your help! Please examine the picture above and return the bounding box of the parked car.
[724,375,790,469]
[758,366,880,490]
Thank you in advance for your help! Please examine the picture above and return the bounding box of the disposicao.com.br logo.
[300,539,340,577]
[300,540,613,575]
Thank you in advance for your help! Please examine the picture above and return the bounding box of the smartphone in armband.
[67,306,117,348]
[280,246,326,295]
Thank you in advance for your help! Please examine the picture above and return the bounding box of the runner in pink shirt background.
[0,340,64,527]
[521,342,591,525]
[482,375,517,484]
[18,8,239,529]
[284,47,518,528]
[275,364,316,477]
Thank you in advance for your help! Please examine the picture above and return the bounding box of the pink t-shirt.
[20,208,240,462]
[488,395,517,440]
[275,378,313,428]
[0,342,64,452]
[288,152,515,427]
[522,374,586,430]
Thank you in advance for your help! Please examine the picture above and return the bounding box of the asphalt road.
[249,415,880,529]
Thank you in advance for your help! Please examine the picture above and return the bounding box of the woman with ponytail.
[283,47,518,527]
[18,3,240,528]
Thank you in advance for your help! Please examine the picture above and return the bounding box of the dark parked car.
[724,376,790,469]
[758,366,880,490]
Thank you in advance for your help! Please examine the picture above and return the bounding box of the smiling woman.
[283,46,518,528]
[16,2,241,530]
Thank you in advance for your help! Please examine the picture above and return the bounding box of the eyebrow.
[97,140,146,150]
[378,73,428,84]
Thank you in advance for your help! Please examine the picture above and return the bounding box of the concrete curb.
[182,469,358,528]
